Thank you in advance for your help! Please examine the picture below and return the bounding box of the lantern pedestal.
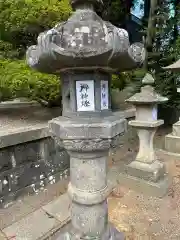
[118,122,170,197]
[118,74,171,197]
[165,119,180,155]
[49,115,126,240]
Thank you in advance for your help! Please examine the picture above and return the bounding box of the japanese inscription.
[76,80,95,111]
[101,80,109,110]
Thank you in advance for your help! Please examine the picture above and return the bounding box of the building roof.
[163,59,180,72]
[131,14,143,26]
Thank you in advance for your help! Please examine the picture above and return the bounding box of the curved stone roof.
[26,1,145,74]
[163,59,180,72]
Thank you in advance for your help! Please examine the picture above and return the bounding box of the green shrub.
[0,61,135,106]
[0,0,72,58]
[0,40,19,59]
[0,59,61,105]
[0,0,71,32]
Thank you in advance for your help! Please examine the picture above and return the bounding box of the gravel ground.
[49,126,179,240]
[108,126,180,239]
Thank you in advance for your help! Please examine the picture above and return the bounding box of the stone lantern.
[163,59,180,154]
[118,73,170,197]
[26,0,145,239]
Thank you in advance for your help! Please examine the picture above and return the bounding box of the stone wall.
[0,126,69,207]
[0,101,135,207]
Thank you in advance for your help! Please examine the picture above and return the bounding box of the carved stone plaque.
[76,80,95,111]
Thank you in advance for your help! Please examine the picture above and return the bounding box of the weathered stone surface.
[3,209,59,240]
[26,0,145,238]
[129,120,163,127]
[0,108,134,207]
[0,198,35,229]
[165,134,180,154]
[0,149,11,171]
[163,59,180,155]
[49,111,126,239]
[40,138,69,171]
[26,5,145,74]
[126,85,168,105]
[0,163,69,207]
[55,223,124,240]
[62,134,124,152]
[127,127,158,164]
[23,177,69,209]
[118,172,171,198]
[0,127,69,206]
[42,193,71,223]
[49,114,126,140]
[123,160,166,183]
[0,126,49,148]
[14,141,41,165]
[172,120,180,136]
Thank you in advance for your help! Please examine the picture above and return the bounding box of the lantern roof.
[163,59,180,72]
[126,74,168,104]
[26,0,145,74]
[126,85,168,104]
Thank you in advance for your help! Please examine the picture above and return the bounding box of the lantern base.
[116,154,171,197]
[165,133,180,155]
[165,119,180,155]
[124,160,166,183]
[55,223,124,240]
[118,171,171,198]
[165,118,180,155]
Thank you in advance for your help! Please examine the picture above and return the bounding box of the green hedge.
[0,60,133,106]
[0,60,60,105]
[0,0,72,58]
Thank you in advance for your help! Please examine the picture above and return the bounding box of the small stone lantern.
[163,59,180,154]
[26,0,145,239]
[119,73,170,197]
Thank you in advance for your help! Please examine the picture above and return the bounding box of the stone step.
[1,166,120,240]
[2,193,71,240]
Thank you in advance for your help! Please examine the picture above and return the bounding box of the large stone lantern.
[118,73,170,197]
[163,59,180,154]
[26,0,145,239]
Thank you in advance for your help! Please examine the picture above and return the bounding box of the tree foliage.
[0,0,71,58]
[0,0,70,104]
[129,0,180,110]
[150,0,180,108]
[101,0,136,24]
[0,59,60,105]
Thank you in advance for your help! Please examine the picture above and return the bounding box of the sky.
[131,0,144,19]
[131,0,175,19]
